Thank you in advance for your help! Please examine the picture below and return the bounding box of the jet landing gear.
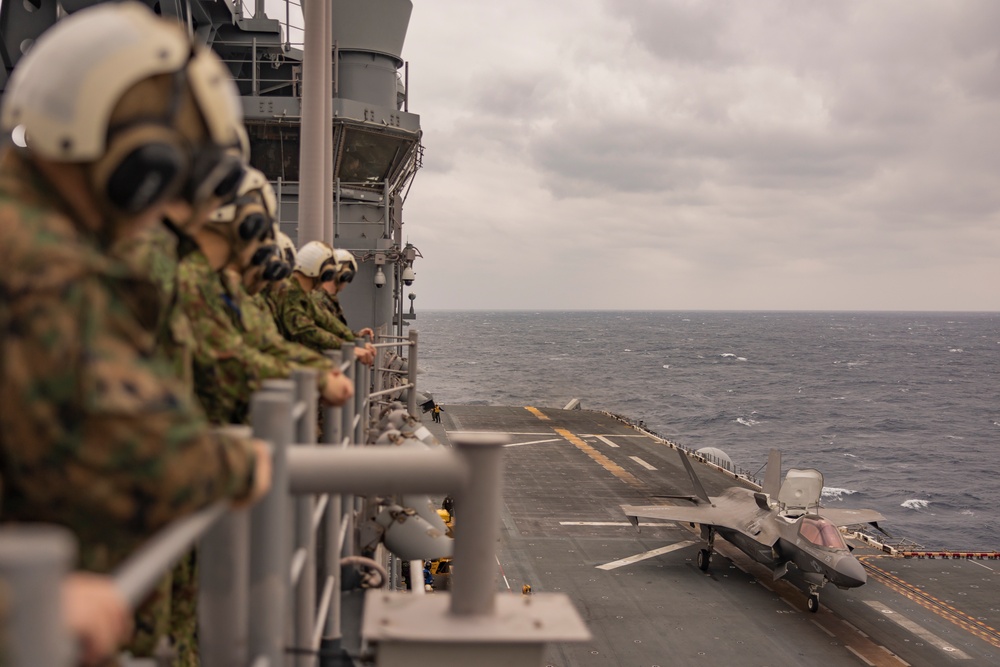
[806,593,820,613]
[697,527,715,572]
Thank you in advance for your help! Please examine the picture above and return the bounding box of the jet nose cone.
[838,557,867,587]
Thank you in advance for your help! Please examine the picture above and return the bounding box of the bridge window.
[799,517,847,550]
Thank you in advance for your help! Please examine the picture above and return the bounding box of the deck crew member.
[0,4,272,662]
[314,248,377,360]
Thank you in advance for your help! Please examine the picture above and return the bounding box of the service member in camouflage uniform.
[314,248,377,360]
[0,5,272,663]
[177,170,353,425]
[269,241,375,364]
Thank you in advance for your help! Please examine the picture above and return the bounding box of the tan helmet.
[295,241,334,278]
[0,3,245,214]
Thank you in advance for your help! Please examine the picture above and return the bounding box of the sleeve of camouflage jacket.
[0,278,256,569]
[243,289,335,378]
[280,290,346,350]
[309,291,356,341]
[177,258,303,422]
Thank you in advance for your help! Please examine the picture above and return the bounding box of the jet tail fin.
[762,448,781,499]
[678,449,711,504]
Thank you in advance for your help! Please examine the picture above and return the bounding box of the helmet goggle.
[319,258,338,283]
[251,243,291,281]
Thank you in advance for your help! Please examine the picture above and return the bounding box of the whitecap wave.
[720,353,737,358]
[662,365,670,369]
[960,509,974,516]
[949,348,964,353]
[945,435,964,440]
[737,357,747,362]
[822,487,856,500]
[736,417,758,427]
[623,348,632,352]
[902,499,931,510]
[843,453,857,458]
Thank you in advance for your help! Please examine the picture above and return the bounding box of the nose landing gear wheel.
[807,594,820,613]
[697,549,711,572]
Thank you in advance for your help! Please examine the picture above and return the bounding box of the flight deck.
[427,405,1000,667]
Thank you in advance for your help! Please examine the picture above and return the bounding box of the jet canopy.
[798,516,848,550]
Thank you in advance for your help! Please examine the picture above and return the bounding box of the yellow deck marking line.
[554,427,644,489]
[524,406,550,420]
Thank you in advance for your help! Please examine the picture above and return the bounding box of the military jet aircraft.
[622,448,886,612]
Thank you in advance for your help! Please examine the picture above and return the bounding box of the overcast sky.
[392,0,1000,311]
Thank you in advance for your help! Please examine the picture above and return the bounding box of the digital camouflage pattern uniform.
[115,220,201,666]
[176,251,333,425]
[311,289,356,342]
[267,277,348,353]
[0,151,258,574]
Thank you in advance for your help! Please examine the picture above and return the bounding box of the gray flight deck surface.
[425,405,1000,667]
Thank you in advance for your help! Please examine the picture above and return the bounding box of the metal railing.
[0,331,588,666]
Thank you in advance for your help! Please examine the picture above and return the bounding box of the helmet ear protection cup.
[338,268,355,284]
[90,123,187,214]
[232,200,272,242]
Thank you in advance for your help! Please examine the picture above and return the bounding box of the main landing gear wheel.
[807,594,820,613]
[697,549,711,572]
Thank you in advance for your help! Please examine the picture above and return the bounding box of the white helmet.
[332,247,358,283]
[295,240,334,278]
[1,3,245,212]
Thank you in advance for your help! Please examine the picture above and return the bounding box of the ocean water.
[414,311,1000,550]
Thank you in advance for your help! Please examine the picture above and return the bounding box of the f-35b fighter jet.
[622,448,886,612]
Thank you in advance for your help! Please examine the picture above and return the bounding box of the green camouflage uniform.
[177,252,332,424]
[311,289,356,341]
[114,221,202,666]
[0,150,257,574]
[242,283,336,376]
[267,277,348,353]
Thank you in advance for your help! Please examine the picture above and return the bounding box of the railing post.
[341,342,356,444]
[249,387,294,666]
[406,330,418,417]
[0,526,75,667]
[449,433,507,617]
[251,37,258,96]
[293,370,318,666]
[199,426,253,667]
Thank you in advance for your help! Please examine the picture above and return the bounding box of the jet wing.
[819,507,886,527]
[621,503,726,528]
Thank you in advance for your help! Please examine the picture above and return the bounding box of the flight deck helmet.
[295,241,337,282]
[208,167,281,274]
[0,3,246,216]
[332,248,358,284]
[276,231,297,266]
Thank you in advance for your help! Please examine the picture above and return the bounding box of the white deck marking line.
[496,555,510,591]
[595,540,697,570]
[842,619,869,638]
[969,560,995,572]
[846,646,877,667]
[594,435,619,448]
[504,438,563,447]
[559,521,677,527]
[812,619,835,637]
[629,456,657,471]
[880,645,911,666]
[782,598,799,612]
[863,601,972,659]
